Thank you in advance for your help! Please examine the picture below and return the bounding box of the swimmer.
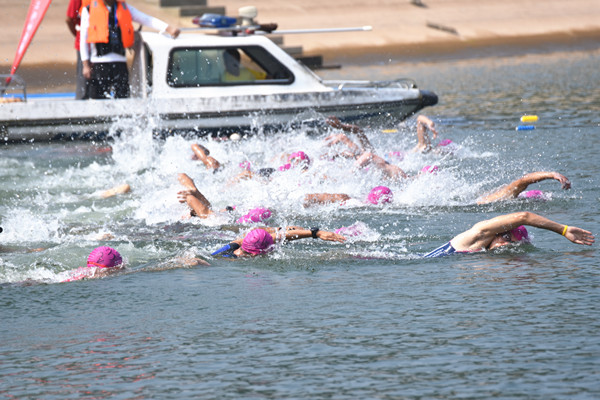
[303,186,393,207]
[62,246,124,282]
[229,150,311,185]
[177,173,271,223]
[326,116,447,181]
[477,171,571,204]
[212,226,346,258]
[278,151,311,171]
[423,211,594,257]
[326,115,439,155]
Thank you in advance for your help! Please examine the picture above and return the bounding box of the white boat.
[0,31,437,142]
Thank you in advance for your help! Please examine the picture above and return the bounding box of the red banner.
[10,0,53,75]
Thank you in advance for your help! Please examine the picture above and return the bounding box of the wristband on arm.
[310,227,319,239]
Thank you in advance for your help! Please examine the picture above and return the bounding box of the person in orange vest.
[79,0,180,99]
[66,0,91,99]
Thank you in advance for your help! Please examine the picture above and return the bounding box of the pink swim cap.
[237,207,272,224]
[335,225,362,237]
[366,186,394,205]
[510,225,529,242]
[242,228,274,255]
[279,163,292,171]
[239,161,252,171]
[288,151,311,170]
[522,190,544,199]
[421,165,439,174]
[438,139,453,147]
[387,151,404,161]
[87,246,122,269]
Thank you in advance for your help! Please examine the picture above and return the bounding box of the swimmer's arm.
[227,169,254,186]
[413,115,437,153]
[510,212,594,245]
[99,183,131,198]
[281,226,346,243]
[191,144,221,171]
[355,152,408,180]
[172,256,211,266]
[303,193,351,207]
[477,172,571,204]
[177,191,213,218]
[324,133,362,155]
[326,116,374,151]
[417,115,438,138]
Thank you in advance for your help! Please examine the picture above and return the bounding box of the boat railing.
[323,79,418,90]
[0,74,27,103]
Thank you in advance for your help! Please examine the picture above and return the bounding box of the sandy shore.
[2,0,600,91]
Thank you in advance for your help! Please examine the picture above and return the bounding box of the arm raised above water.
[477,171,571,204]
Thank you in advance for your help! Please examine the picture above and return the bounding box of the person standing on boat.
[66,0,89,99]
[79,0,180,99]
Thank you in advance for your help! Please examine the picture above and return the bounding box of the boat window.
[167,46,294,87]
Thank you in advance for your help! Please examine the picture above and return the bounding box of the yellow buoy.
[520,115,539,123]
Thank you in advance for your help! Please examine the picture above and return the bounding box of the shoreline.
[2,0,600,92]
[320,29,600,64]
[5,29,600,93]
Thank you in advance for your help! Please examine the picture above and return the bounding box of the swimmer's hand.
[326,116,362,134]
[324,133,347,146]
[317,231,346,243]
[554,173,571,190]
[326,116,344,129]
[177,189,198,203]
[564,226,595,246]
[417,115,438,139]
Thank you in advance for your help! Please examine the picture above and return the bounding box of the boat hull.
[0,89,437,142]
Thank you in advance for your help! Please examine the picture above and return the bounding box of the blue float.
[516,125,536,131]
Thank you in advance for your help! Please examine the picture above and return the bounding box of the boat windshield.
[166,46,294,87]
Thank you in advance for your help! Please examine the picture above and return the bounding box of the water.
[1,48,599,399]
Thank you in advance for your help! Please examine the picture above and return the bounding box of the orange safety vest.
[79,0,91,16]
[87,0,134,49]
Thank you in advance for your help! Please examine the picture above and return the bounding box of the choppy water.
[1,48,599,399]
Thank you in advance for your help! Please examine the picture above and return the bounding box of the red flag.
[10,0,53,76]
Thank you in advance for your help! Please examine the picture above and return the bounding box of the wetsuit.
[423,242,457,258]
[212,242,240,258]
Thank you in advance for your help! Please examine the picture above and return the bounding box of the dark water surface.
[1,49,599,399]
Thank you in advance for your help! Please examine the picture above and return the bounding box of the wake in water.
[0,113,579,283]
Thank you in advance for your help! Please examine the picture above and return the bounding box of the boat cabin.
[130,32,331,99]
